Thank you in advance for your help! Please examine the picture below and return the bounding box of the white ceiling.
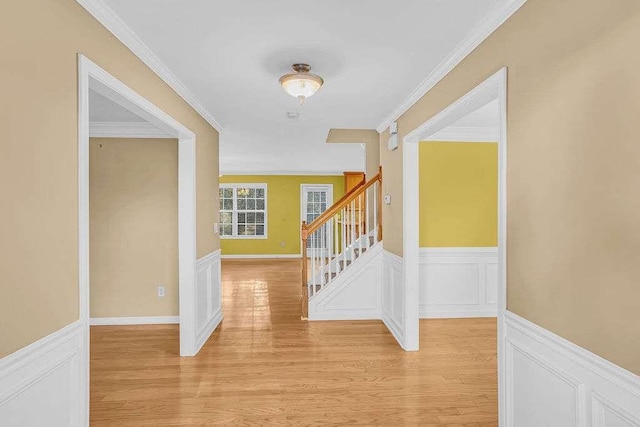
[426,99,499,142]
[451,99,499,128]
[89,89,146,123]
[103,0,501,173]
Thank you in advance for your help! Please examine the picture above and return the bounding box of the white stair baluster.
[334,216,340,273]
[358,194,363,254]
[311,230,316,297]
[373,183,378,244]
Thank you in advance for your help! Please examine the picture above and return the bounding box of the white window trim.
[300,184,334,256]
[219,183,268,240]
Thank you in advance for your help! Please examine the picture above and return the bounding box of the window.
[219,184,267,238]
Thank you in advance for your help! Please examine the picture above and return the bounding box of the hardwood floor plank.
[90,259,497,425]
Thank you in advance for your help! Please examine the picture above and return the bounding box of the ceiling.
[103,0,501,173]
[450,99,499,128]
[89,89,146,123]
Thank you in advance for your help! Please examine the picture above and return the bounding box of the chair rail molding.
[0,321,83,427]
[504,311,640,426]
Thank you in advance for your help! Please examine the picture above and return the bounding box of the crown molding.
[375,0,528,133]
[89,121,173,138]
[423,126,498,142]
[76,0,223,132]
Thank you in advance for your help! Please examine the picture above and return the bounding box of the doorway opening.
[402,68,508,424]
[301,184,334,257]
[77,54,201,421]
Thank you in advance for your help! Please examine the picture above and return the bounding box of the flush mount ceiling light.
[279,63,323,104]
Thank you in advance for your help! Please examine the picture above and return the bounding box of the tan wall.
[90,138,178,317]
[0,1,219,357]
[380,0,640,374]
[365,137,380,181]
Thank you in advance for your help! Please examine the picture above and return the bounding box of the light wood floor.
[91,259,497,426]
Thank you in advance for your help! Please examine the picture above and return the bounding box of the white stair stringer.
[308,242,383,320]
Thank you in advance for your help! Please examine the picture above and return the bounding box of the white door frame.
[78,54,199,423]
[402,67,507,424]
[300,184,334,256]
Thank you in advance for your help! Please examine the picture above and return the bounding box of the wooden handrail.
[302,168,382,238]
[301,166,382,317]
[330,175,366,210]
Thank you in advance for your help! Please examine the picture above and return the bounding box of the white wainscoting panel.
[419,247,498,318]
[505,311,640,427]
[381,250,405,348]
[308,244,383,320]
[194,250,223,353]
[0,321,83,427]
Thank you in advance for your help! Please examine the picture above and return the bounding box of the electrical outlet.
[157,286,165,298]
[213,223,219,234]
[280,241,286,247]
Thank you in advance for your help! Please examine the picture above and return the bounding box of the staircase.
[300,167,382,318]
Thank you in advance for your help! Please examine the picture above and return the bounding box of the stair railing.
[300,167,382,318]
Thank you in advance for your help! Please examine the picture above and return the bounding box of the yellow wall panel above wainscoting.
[219,175,345,256]
[419,142,498,247]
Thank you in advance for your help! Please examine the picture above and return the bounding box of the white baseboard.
[308,244,383,320]
[221,253,301,259]
[504,310,640,426]
[90,316,179,326]
[381,249,406,348]
[419,247,498,318]
[0,321,83,427]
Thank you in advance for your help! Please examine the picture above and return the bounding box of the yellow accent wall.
[419,142,498,247]
[219,175,345,255]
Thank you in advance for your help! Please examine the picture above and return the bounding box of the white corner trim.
[89,121,173,138]
[376,0,528,133]
[423,126,498,142]
[221,253,302,259]
[75,0,222,132]
[89,316,179,326]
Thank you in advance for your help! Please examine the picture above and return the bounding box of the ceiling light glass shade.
[279,64,323,104]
